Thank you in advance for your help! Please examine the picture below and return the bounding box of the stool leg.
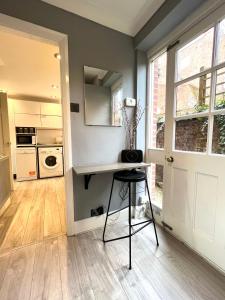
[128,182,132,270]
[145,179,159,246]
[103,177,115,242]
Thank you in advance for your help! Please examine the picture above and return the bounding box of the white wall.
[37,128,63,144]
[0,107,4,154]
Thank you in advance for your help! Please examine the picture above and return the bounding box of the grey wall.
[0,0,135,221]
[0,158,11,209]
[85,84,111,126]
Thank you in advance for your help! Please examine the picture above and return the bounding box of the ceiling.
[0,29,61,102]
[42,0,165,36]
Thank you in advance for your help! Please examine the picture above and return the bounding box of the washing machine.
[38,146,63,178]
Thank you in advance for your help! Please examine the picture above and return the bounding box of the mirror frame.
[83,65,123,127]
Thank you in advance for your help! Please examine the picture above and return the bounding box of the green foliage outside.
[195,98,225,154]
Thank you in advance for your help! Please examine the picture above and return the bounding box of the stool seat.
[114,169,146,183]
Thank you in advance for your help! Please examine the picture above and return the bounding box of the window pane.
[112,87,122,126]
[149,52,167,149]
[177,28,214,81]
[217,18,225,65]
[215,67,225,109]
[176,75,211,117]
[212,114,225,154]
[175,117,208,152]
[149,163,163,209]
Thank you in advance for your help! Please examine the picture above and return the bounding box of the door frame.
[0,13,74,235]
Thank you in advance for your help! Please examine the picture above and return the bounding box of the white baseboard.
[0,196,11,217]
[73,207,131,235]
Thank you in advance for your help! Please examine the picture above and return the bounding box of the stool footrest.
[131,220,153,236]
[131,219,153,227]
[103,219,153,243]
[103,234,130,243]
[108,205,129,217]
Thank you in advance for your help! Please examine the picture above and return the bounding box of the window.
[112,86,122,126]
[174,16,225,154]
[149,52,167,149]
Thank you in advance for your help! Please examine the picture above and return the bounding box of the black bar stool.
[102,169,159,270]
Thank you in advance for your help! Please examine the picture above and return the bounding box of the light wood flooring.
[0,177,66,255]
[0,220,225,299]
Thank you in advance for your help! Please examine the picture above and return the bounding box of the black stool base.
[102,170,159,270]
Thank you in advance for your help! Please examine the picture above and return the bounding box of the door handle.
[166,156,174,163]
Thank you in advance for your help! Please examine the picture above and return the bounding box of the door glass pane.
[149,52,167,149]
[149,163,163,209]
[176,27,214,81]
[217,18,225,65]
[176,75,211,117]
[212,114,225,154]
[215,67,225,109]
[175,117,208,152]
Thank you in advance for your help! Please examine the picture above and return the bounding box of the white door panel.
[147,10,225,272]
[41,103,62,116]
[15,113,41,127]
[14,100,40,114]
[41,115,62,128]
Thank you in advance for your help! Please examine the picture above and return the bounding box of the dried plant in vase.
[122,100,145,150]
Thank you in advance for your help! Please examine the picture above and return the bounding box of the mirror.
[84,66,123,126]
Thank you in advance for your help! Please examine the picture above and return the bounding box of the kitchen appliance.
[16,147,37,181]
[38,146,63,178]
[16,127,36,146]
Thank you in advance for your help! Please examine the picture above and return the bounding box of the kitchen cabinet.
[13,100,62,128]
[15,113,41,127]
[41,103,62,116]
[14,100,41,115]
[41,115,62,129]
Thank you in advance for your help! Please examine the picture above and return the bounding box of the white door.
[41,103,62,116]
[15,113,41,127]
[14,100,41,114]
[147,10,225,271]
[41,115,62,128]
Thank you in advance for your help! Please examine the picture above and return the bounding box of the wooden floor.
[0,177,66,255]
[0,219,225,299]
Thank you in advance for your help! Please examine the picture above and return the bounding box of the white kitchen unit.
[14,100,41,115]
[15,113,42,127]
[16,147,37,181]
[41,103,62,116]
[41,115,62,128]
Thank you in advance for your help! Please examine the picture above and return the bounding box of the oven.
[16,127,36,146]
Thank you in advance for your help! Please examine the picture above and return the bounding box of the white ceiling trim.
[42,0,165,36]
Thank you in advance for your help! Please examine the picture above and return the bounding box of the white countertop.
[73,162,150,175]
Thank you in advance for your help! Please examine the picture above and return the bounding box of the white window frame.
[147,6,225,156]
[147,50,167,150]
[173,16,225,155]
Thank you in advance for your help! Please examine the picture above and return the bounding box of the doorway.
[147,8,225,272]
[0,16,73,254]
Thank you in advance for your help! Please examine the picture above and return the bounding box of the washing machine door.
[43,154,60,169]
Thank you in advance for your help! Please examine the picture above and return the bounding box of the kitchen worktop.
[16,144,63,148]
[36,144,63,147]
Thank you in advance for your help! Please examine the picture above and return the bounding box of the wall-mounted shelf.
[73,162,150,189]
